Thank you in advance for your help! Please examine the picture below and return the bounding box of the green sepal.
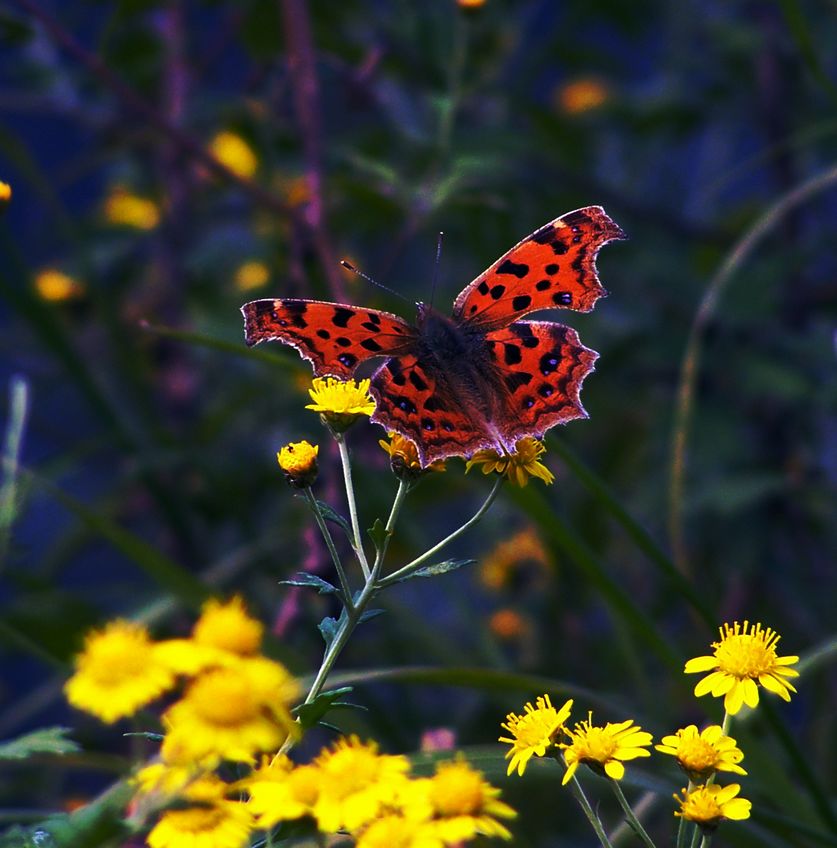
[292,686,354,731]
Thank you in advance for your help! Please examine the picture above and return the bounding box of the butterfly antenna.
[429,231,444,309]
[339,260,411,305]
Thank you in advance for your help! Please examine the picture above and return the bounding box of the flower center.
[715,634,775,678]
[578,727,618,763]
[682,790,723,823]
[168,805,227,834]
[430,766,484,816]
[678,737,719,771]
[191,671,260,725]
[512,710,559,747]
[88,631,150,683]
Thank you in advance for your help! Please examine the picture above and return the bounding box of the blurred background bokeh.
[1,1,836,845]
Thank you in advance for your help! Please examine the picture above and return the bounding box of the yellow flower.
[234,260,270,292]
[422,757,516,842]
[684,621,799,715]
[656,724,746,781]
[355,815,443,848]
[674,783,752,829]
[379,432,446,479]
[312,736,411,832]
[146,775,253,848]
[34,268,85,302]
[480,526,550,591]
[209,131,258,179]
[246,756,321,828]
[277,440,319,488]
[64,620,176,723]
[499,695,573,776]
[307,377,376,432]
[560,714,653,784]
[556,78,610,115]
[103,185,160,230]
[457,0,487,8]
[465,437,554,487]
[162,658,299,763]
[193,596,264,657]
[0,180,11,209]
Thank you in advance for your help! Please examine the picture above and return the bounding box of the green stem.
[676,780,695,848]
[378,477,503,587]
[689,825,702,848]
[567,773,614,848]
[697,834,712,848]
[609,779,657,848]
[304,487,353,610]
[0,376,29,569]
[372,479,409,578]
[336,434,370,579]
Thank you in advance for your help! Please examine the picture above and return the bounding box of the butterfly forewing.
[452,206,625,331]
[242,298,417,379]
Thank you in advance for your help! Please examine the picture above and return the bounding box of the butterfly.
[242,206,624,466]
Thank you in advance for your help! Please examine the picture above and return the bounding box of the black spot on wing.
[503,343,522,366]
[338,352,357,369]
[497,259,529,278]
[332,307,355,328]
[512,295,532,311]
[505,372,532,392]
[531,224,555,245]
[535,279,551,291]
[409,370,428,391]
[316,329,331,339]
[490,284,506,300]
[360,338,383,352]
[545,263,559,274]
[552,292,572,305]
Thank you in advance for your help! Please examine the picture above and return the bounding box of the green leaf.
[399,559,476,581]
[358,608,386,624]
[301,496,352,539]
[280,573,340,596]
[318,615,340,647]
[367,518,390,553]
[0,727,80,760]
[292,686,354,731]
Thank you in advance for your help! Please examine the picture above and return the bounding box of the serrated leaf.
[367,518,390,553]
[300,496,352,538]
[0,726,80,760]
[292,686,354,730]
[280,573,340,596]
[400,559,476,581]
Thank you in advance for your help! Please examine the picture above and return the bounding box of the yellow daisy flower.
[234,260,270,292]
[103,185,160,230]
[277,440,319,488]
[422,757,516,842]
[379,432,446,479]
[465,437,554,487]
[209,131,258,179]
[193,596,264,656]
[499,695,574,776]
[312,736,411,832]
[162,658,299,763]
[246,755,321,828]
[307,376,376,432]
[146,775,253,848]
[560,714,653,784]
[674,783,752,829]
[64,620,177,723]
[684,621,799,715]
[656,724,746,781]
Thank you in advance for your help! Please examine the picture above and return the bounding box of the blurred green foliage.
[0,1,836,845]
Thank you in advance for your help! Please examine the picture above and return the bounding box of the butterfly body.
[242,206,624,465]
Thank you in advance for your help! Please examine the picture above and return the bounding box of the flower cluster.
[500,621,799,836]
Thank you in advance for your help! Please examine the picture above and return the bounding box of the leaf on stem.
[281,573,340,595]
[397,559,476,581]
[293,687,358,731]
[367,517,391,553]
[0,727,80,760]
[299,495,353,538]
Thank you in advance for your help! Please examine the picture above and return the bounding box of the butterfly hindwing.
[484,321,598,445]
[452,206,625,331]
[370,354,494,465]
[242,298,416,378]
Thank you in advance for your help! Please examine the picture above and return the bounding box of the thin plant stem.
[372,479,409,579]
[0,376,29,569]
[303,487,353,610]
[609,779,657,848]
[668,161,837,573]
[697,834,712,848]
[379,477,503,587]
[688,825,702,848]
[336,435,370,579]
[567,773,614,848]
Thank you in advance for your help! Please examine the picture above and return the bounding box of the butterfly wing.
[452,206,625,331]
[484,321,598,444]
[242,298,417,378]
[370,354,498,465]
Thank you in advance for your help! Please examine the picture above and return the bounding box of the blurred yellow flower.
[192,596,264,657]
[312,736,411,832]
[457,0,487,8]
[656,724,746,780]
[489,608,528,640]
[355,814,443,848]
[0,180,11,209]
[209,131,258,179]
[34,268,85,302]
[684,621,799,715]
[277,440,319,488]
[103,185,160,230]
[499,694,573,776]
[560,714,652,784]
[480,526,550,590]
[64,620,176,723]
[234,260,270,292]
[556,78,610,115]
[146,775,253,848]
[674,783,751,828]
[466,437,554,487]
[246,756,322,828]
